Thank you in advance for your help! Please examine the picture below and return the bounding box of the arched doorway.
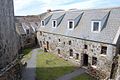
[83,54,88,66]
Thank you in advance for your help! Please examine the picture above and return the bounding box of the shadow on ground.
[22,66,97,80]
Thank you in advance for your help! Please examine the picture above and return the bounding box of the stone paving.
[22,48,39,80]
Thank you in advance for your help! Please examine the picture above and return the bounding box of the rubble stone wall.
[37,31,117,79]
[0,0,20,80]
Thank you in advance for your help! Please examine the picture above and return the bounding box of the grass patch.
[22,48,32,62]
[38,49,44,53]
[23,48,32,56]
[36,52,78,80]
[72,73,97,80]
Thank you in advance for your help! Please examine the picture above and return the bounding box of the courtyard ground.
[22,48,96,80]
[36,52,78,80]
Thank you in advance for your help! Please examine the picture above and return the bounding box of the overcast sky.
[13,0,120,16]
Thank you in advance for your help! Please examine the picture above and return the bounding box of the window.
[27,39,30,43]
[26,29,29,34]
[101,46,107,55]
[41,20,45,26]
[92,57,97,66]
[63,42,65,45]
[69,41,72,45]
[58,39,60,42]
[68,21,74,30]
[40,31,42,35]
[76,53,79,59]
[91,21,101,32]
[58,49,60,54]
[93,22,99,31]
[84,45,88,49]
[52,20,57,28]
[43,41,45,45]
[70,49,73,57]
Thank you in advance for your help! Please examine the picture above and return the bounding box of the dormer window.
[52,20,57,28]
[26,29,29,34]
[68,21,74,30]
[91,21,101,32]
[41,20,45,26]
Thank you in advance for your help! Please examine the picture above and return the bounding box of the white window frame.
[52,20,57,28]
[41,20,45,27]
[91,57,97,68]
[91,21,101,33]
[68,21,74,30]
[26,29,30,34]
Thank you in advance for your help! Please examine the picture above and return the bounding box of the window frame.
[41,20,45,27]
[69,49,73,57]
[91,21,101,33]
[52,20,57,28]
[69,40,72,45]
[92,57,97,66]
[26,29,30,34]
[76,53,79,60]
[84,44,88,49]
[68,20,74,30]
[101,46,107,55]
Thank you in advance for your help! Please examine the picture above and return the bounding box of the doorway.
[44,48,47,52]
[58,49,60,54]
[83,54,88,66]
[46,41,49,50]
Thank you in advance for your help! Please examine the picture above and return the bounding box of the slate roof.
[38,7,120,45]
[15,14,47,34]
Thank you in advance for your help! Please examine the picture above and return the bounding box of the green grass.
[36,52,78,80]
[72,73,97,80]
[22,48,32,62]
[38,49,44,53]
[23,48,32,55]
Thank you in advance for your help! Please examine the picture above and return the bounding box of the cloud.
[13,0,120,16]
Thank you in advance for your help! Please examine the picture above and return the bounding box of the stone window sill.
[91,65,97,68]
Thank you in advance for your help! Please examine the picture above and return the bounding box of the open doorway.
[58,49,60,54]
[46,41,49,50]
[44,48,47,52]
[83,54,88,66]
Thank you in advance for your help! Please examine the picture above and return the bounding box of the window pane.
[53,21,56,27]
[93,22,99,31]
[26,29,29,34]
[76,53,79,59]
[92,57,97,65]
[69,22,73,29]
[69,41,71,45]
[42,21,44,26]
[70,49,73,56]
[101,46,107,55]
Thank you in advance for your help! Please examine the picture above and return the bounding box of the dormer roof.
[38,7,120,45]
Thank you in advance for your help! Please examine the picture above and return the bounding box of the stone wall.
[37,31,117,79]
[0,0,20,80]
[115,55,120,80]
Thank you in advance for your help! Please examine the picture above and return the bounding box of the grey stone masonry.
[0,0,20,80]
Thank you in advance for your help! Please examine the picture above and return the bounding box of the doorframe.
[82,54,89,66]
